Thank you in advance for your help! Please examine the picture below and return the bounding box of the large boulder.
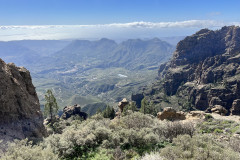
[118,98,129,112]
[157,107,186,121]
[211,105,228,116]
[0,59,46,144]
[61,104,88,120]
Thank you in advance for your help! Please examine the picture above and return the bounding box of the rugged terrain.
[142,26,240,115]
[0,59,46,147]
[0,38,174,112]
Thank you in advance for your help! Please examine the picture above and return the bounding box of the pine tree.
[140,98,148,114]
[102,106,115,119]
[44,89,59,123]
[140,98,156,115]
[128,101,137,112]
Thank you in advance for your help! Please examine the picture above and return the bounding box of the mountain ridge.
[141,26,240,115]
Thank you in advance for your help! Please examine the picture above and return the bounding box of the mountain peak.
[172,26,240,66]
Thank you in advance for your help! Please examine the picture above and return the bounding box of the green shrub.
[1,139,58,160]
[102,106,115,119]
[205,114,213,120]
[198,119,239,135]
[160,134,239,160]
[214,128,223,133]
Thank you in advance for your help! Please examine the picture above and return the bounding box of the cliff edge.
[0,58,46,144]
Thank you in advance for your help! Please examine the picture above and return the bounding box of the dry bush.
[229,137,240,153]
[154,120,195,142]
[0,139,58,160]
[160,134,239,160]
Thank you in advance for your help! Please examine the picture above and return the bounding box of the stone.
[230,99,240,115]
[118,98,129,112]
[211,105,228,115]
[157,107,186,121]
[0,59,46,144]
[61,104,88,120]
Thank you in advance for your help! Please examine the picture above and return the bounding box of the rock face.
[231,99,240,115]
[144,26,240,114]
[0,59,46,142]
[131,93,144,108]
[61,104,88,120]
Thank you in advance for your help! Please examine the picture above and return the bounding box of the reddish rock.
[157,107,186,121]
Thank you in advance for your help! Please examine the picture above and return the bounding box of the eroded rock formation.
[0,59,46,143]
[118,98,129,112]
[61,104,88,120]
[157,107,186,121]
[144,26,240,114]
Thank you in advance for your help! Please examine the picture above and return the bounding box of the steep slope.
[109,38,173,70]
[53,38,118,65]
[33,38,173,107]
[0,58,46,143]
[143,26,240,115]
[51,38,174,70]
[10,40,71,56]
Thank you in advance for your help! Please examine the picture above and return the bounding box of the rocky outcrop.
[157,108,207,121]
[118,98,129,112]
[211,105,228,116]
[0,59,46,143]
[157,107,186,121]
[61,104,88,120]
[145,26,240,114]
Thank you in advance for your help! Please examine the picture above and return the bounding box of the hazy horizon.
[0,20,239,41]
[1,0,240,41]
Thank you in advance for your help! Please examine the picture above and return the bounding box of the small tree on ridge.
[44,89,59,123]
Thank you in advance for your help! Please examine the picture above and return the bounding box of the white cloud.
[0,20,239,41]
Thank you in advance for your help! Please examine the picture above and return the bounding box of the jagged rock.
[61,104,88,120]
[145,26,240,114]
[157,107,186,121]
[118,98,129,112]
[0,59,46,144]
[231,99,240,115]
[211,105,228,115]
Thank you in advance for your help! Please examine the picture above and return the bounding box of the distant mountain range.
[0,37,176,114]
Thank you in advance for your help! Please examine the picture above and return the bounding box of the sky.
[0,0,240,41]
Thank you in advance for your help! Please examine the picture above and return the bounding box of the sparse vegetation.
[3,111,239,160]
